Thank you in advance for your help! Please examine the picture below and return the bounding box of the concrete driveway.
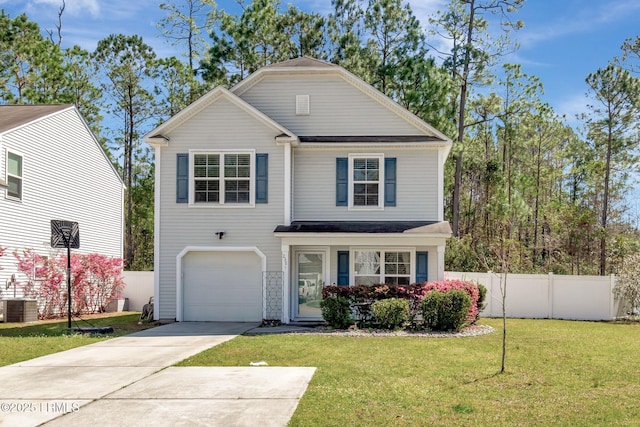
[0,322,316,427]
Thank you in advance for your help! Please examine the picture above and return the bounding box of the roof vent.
[296,95,310,115]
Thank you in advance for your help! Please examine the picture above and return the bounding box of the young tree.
[486,187,529,373]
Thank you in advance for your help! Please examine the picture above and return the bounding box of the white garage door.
[182,251,263,322]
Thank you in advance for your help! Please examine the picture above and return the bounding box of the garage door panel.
[183,251,262,322]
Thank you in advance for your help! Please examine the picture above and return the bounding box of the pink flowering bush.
[12,249,125,319]
[419,280,480,324]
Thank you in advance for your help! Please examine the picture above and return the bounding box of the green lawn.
[0,312,156,366]
[178,318,640,426]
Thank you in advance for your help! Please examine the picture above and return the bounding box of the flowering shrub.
[12,249,125,319]
[420,280,480,324]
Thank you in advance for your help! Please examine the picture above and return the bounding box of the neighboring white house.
[0,105,124,294]
[144,57,452,323]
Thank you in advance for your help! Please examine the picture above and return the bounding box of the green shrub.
[371,298,410,329]
[320,296,353,329]
[420,290,472,331]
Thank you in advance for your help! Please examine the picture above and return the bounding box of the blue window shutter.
[256,153,268,203]
[337,251,349,286]
[384,157,396,207]
[176,153,189,203]
[416,251,428,283]
[336,157,348,206]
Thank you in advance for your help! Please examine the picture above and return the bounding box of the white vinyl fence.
[446,272,624,321]
[120,271,625,321]
[122,271,154,311]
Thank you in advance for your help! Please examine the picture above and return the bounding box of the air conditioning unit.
[3,299,38,323]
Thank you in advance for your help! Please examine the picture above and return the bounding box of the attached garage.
[179,248,265,322]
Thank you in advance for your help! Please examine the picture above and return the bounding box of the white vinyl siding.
[293,148,439,221]
[0,108,124,289]
[155,97,285,319]
[238,74,423,135]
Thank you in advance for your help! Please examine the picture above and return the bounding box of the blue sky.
[1,0,638,128]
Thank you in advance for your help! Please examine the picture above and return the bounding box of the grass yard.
[178,318,640,426]
[0,312,156,366]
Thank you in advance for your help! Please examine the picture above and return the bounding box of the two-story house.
[0,105,124,293]
[144,57,452,323]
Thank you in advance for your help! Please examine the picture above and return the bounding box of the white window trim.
[350,248,415,285]
[5,149,24,202]
[188,149,256,208]
[348,153,384,210]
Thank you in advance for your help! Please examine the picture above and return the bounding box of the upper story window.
[191,151,254,206]
[349,154,384,209]
[336,155,396,208]
[6,151,23,201]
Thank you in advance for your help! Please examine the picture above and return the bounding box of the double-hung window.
[191,151,253,205]
[353,250,411,285]
[349,154,384,209]
[6,151,23,200]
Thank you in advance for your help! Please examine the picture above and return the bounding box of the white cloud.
[517,0,640,49]
[555,91,590,127]
[32,0,100,17]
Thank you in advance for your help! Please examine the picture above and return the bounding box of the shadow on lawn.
[0,313,157,337]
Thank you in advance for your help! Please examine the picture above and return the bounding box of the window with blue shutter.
[337,251,349,286]
[336,157,348,206]
[255,153,268,203]
[416,251,428,283]
[176,153,189,203]
[384,157,396,206]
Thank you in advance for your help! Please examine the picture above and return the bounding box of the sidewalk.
[0,322,316,427]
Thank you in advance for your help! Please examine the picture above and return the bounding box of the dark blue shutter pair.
[335,157,396,206]
[176,153,268,203]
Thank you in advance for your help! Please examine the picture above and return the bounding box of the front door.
[296,251,326,318]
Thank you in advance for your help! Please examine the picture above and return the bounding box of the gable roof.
[0,104,124,187]
[264,56,337,69]
[0,104,73,135]
[143,86,297,146]
[230,57,453,147]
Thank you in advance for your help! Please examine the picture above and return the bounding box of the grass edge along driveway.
[178,318,640,427]
[0,312,156,366]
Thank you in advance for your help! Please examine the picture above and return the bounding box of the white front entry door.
[295,251,327,319]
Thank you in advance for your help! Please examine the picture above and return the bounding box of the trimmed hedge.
[320,296,353,329]
[420,289,472,331]
[371,298,410,329]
